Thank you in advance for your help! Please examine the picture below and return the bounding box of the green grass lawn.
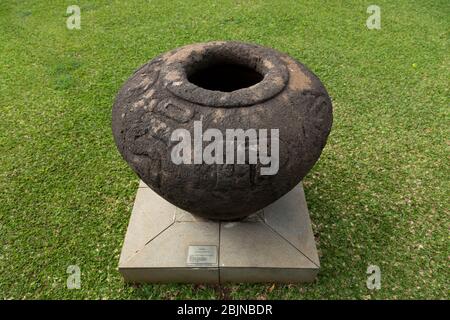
[0,0,448,299]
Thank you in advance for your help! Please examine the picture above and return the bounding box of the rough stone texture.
[112,41,332,220]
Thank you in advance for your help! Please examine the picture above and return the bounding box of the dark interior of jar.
[188,63,264,92]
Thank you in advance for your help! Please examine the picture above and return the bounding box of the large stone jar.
[112,41,332,220]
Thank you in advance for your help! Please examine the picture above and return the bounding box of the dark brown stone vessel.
[112,41,332,220]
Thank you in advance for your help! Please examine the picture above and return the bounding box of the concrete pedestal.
[118,181,320,284]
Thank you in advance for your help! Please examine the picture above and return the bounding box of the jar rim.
[161,41,289,107]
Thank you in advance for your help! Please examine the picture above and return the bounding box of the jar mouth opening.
[163,41,289,107]
[187,62,264,92]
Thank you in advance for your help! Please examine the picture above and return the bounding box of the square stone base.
[118,181,320,284]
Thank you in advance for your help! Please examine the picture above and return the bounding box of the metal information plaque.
[186,245,218,267]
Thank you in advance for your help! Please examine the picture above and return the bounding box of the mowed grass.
[0,0,448,299]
